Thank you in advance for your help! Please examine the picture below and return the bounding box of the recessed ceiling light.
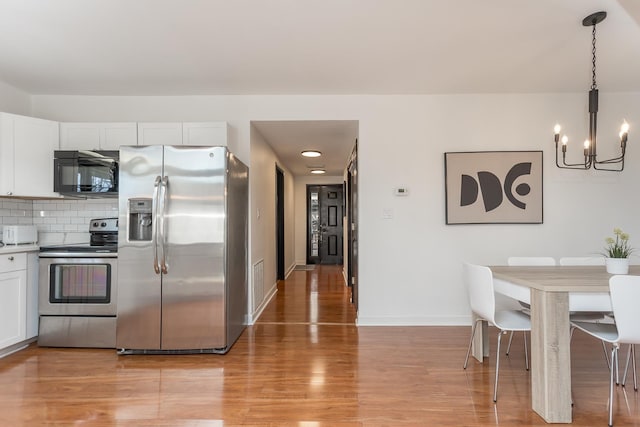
[301,150,322,158]
[310,169,326,174]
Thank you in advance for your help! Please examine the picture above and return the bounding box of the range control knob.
[93,222,99,227]
[101,222,107,227]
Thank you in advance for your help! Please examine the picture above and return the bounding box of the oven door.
[39,256,117,316]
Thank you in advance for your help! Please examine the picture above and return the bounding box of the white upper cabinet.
[138,122,228,146]
[183,122,228,146]
[60,122,137,150]
[0,113,60,198]
[137,122,183,146]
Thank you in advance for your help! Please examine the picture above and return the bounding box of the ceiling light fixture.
[301,150,322,158]
[554,11,629,172]
[310,169,326,174]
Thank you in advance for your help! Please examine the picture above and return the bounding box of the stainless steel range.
[38,218,118,348]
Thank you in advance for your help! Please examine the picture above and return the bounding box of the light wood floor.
[0,265,638,426]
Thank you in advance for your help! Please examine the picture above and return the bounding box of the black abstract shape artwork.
[459,162,533,212]
[460,174,478,206]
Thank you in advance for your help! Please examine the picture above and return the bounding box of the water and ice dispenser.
[128,198,152,241]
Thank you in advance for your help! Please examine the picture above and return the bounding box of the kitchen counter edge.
[0,244,40,254]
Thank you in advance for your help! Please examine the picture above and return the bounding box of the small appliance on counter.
[2,225,38,245]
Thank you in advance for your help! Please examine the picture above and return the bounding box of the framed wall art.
[444,151,543,224]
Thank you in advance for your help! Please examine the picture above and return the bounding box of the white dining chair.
[560,256,613,368]
[571,275,640,427]
[559,256,606,266]
[507,256,556,267]
[463,263,531,402]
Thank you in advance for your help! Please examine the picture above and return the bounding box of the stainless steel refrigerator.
[116,145,248,354]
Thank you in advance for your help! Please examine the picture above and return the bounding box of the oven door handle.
[152,175,161,274]
[159,176,169,274]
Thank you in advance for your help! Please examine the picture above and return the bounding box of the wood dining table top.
[489,264,640,292]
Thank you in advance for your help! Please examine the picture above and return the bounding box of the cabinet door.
[101,123,138,149]
[61,122,137,150]
[0,113,16,196]
[137,123,182,146]
[1,113,59,198]
[183,122,228,146]
[0,269,27,349]
[60,123,101,150]
[14,115,59,197]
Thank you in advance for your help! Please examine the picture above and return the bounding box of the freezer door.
[160,146,227,349]
[116,145,164,350]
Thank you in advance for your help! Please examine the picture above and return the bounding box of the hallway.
[0,265,638,426]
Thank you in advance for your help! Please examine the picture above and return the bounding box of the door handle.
[152,176,161,274]
[159,176,169,274]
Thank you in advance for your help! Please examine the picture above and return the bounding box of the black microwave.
[54,150,119,197]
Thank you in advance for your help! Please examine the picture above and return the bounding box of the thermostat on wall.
[394,187,409,196]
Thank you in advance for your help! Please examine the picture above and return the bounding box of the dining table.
[470,265,640,424]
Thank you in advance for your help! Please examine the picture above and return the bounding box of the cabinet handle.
[6,192,12,195]
[8,256,14,261]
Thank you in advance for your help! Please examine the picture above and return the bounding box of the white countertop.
[0,244,40,254]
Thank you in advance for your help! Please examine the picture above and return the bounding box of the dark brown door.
[348,153,358,309]
[276,167,285,280]
[307,184,343,265]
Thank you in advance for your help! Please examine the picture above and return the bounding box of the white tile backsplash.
[0,197,118,245]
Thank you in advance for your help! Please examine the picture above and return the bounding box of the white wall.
[31,93,640,326]
[249,124,295,321]
[293,175,344,265]
[0,80,31,116]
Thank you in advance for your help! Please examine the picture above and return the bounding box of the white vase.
[605,257,629,274]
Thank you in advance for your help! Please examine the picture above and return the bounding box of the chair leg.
[464,319,481,369]
[622,344,638,391]
[632,344,638,391]
[609,345,617,427]
[623,344,638,391]
[494,330,504,403]
[506,331,514,356]
[602,341,611,371]
[622,344,631,387]
[523,331,529,371]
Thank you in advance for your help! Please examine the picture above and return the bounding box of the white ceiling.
[1,0,639,175]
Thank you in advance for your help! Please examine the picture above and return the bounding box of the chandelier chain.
[591,23,597,90]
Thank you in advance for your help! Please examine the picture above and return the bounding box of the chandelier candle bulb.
[561,135,568,152]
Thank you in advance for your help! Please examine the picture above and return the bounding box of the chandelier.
[554,11,629,171]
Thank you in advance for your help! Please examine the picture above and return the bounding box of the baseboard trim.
[248,283,278,325]
[356,315,471,326]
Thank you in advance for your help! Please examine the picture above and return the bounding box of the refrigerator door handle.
[159,176,169,274]
[152,175,162,274]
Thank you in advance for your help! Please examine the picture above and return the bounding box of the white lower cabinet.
[0,253,27,350]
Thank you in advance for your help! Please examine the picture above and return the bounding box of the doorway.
[306,184,344,265]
